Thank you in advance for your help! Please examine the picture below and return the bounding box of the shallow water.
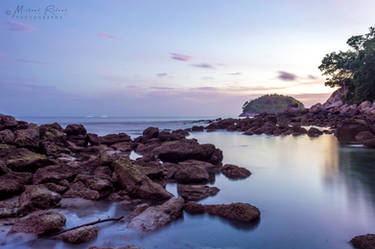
[2,131,375,249]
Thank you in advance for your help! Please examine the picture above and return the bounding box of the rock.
[191,126,204,132]
[90,246,144,249]
[355,131,374,142]
[363,138,375,148]
[178,160,219,173]
[322,87,346,109]
[351,234,375,249]
[184,201,206,214]
[151,139,223,165]
[0,115,18,130]
[221,164,251,179]
[184,202,260,223]
[336,120,371,143]
[175,164,209,184]
[177,184,219,201]
[63,181,101,200]
[359,101,372,111]
[65,124,87,136]
[0,161,9,175]
[6,148,53,172]
[0,129,15,144]
[127,198,184,232]
[310,103,324,114]
[14,126,40,148]
[44,182,69,194]
[0,174,24,200]
[307,127,323,137]
[33,164,76,184]
[125,203,150,221]
[100,133,131,145]
[111,142,131,152]
[18,185,61,215]
[143,127,159,139]
[86,133,100,145]
[0,196,19,218]
[55,225,99,244]
[9,211,66,235]
[113,158,172,200]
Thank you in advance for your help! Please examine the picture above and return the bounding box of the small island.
[240,94,304,117]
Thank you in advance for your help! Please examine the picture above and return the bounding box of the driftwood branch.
[51,216,124,236]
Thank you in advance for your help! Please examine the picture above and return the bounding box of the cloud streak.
[98,33,120,40]
[156,73,167,77]
[192,63,215,69]
[278,71,297,81]
[7,21,36,32]
[170,53,192,61]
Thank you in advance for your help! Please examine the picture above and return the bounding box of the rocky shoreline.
[0,114,257,248]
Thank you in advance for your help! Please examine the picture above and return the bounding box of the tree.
[319,26,375,104]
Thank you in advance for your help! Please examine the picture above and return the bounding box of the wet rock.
[18,185,61,215]
[0,161,9,175]
[65,124,87,136]
[125,203,150,221]
[100,133,131,145]
[0,129,15,144]
[175,164,209,184]
[113,158,172,200]
[307,127,323,137]
[9,210,66,235]
[0,196,19,218]
[184,202,260,223]
[355,131,374,142]
[191,126,204,132]
[44,182,69,194]
[363,138,375,148]
[177,184,219,201]
[63,181,101,200]
[14,126,40,148]
[351,234,375,249]
[151,139,223,165]
[184,201,206,214]
[55,225,98,244]
[221,164,251,179]
[127,198,184,232]
[178,160,219,174]
[6,148,53,172]
[336,120,371,143]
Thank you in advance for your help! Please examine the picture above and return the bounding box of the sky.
[0,0,375,117]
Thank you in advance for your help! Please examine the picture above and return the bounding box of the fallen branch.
[51,216,124,236]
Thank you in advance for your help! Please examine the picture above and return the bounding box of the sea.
[1,116,375,249]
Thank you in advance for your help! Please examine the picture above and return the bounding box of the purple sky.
[1,0,374,116]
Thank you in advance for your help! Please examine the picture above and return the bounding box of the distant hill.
[240,94,304,116]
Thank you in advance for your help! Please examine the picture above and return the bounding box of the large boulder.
[18,185,61,215]
[221,164,251,179]
[151,139,223,165]
[177,184,219,201]
[178,160,219,173]
[100,133,131,145]
[307,127,323,137]
[0,174,24,200]
[9,210,66,235]
[5,148,53,172]
[14,126,40,148]
[33,164,77,184]
[336,120,371,143]
[143,127,159,139]
[127,198,184,232]
[0,114,18,130]
[184,202,260,223]
[55,225,99,244]
[322,87,346,109]
[65,124,87,136]
[174,165,209,184]
[113,158,172,200]
[351,234,375,249]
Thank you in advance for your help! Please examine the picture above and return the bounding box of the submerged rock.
[174,164,209,184]
[221,164,251,179]
[177,184,219,201]
[127,198,184,232]
[351,234,375,249]
[184,202,260,223]
[9,210,66,235]
[55,225,99,244]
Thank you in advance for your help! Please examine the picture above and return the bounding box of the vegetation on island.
[319,26,375,104]
[241,94,304,115]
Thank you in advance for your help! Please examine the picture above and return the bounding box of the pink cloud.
[7,21,36,32]
[98,33,120,40]
[170,53,193,61]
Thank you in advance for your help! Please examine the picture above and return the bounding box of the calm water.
[1,118,375,249]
